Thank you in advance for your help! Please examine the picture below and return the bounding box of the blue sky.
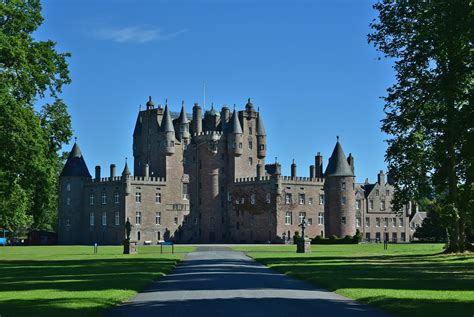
[35,0,394,183]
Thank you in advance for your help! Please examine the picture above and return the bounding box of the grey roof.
[256,113,266,136]
[122,160,131,176]
[177,104,189,124]
[229,110,242,134]
[60,143,91,178]
[324,140,354,177]
[161,105,175,132]
[133,114,142,136]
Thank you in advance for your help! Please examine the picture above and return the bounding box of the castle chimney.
[145,163,150,179]
[315,152,323,178]
[309,165,315,179]
[110,164,116,179]
[221,106,230,131]
[347,153,354,173]
[95,165,101,180]
[377,170,385,185]
[192,103,202,135]
[274,163,281,176]
[291,159,297,179]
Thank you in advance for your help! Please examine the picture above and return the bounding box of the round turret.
[227,109,243,156]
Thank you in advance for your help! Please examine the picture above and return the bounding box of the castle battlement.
[233,176,273,183]
[88,176,124,183]
[86,176,167,184]
[280,175,324,184]
[130,176,166,183]
[193,130,224,137]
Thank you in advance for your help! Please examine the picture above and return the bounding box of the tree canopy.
[0,0,72,235]
[369,0,473,252]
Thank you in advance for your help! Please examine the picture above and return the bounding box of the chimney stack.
[291,159,297,179]
[309,165,315,179]
[95,165,101,180]
[315,152,323,178]
[377,170,385,185]
[110,164,116,179]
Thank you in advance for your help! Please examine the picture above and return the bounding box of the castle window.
[285,193,292,204]
[115,212,120,226]
[136,211,141,225]
[182,183,189,200]
[155,192,161,204]
[89,213,94,226]
[376,189,379,196]
[376,232,381,242]
[365,232,371,241]
[299,194,305,205]
[318,212,324,225]
[248,141,253,150]
[285,212,292,225]
[392,217,397,227]
[399,217,404,227]
[101,193,107,205]
[89,193,94,205]
[250,194,256,205]
[102,212,107,226]
[249,126,252,134]
[341,182,346,190]
[259,144,265,151]
[308,218,313,225]
[66,219,70,226]
[66,197,70,206]
[228,192,232,202]
[239,143,242,149]
[380,200,386,211]
[137,231,140,241]
[376,217,380,227]
[156,212,161,225]
[66,183,71,191]
[341,197,346,205]
[384,217,388,227]
[401,232,406,242]
[369,200,374,210]
[240,197,245,204]
[319,194,324,205]
[365,217,370,227]
[386,190,390,196]
[341,217,346,225]
[356,200,361,210]
[114,192,120,204]
[266,193,271,204]
[299,212,306,224]
[135,192,141,203]
[248,157,253,166]
[356,217,361,227]
[308,197,313,205]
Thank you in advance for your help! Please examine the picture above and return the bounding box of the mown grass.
[232,243,474,317]
[0,245,194,317]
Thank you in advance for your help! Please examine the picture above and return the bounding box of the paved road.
[106,246,390,317]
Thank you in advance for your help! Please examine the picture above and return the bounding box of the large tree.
[368,1,473,252]
[0,0,72,234]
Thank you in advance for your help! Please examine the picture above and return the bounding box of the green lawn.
[0,245,194,317]
[232,243,474,317]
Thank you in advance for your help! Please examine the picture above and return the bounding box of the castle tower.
[161,104,175,155]
[324,137,356,238]
[58,141,91,244]
[227,109,243,156]
[192,103,202,135]
[256,112,266,159]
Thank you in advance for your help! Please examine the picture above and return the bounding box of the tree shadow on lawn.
[0,257,179,317]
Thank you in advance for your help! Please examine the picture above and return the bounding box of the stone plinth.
[123,239,138,254]
[296,237,311,253]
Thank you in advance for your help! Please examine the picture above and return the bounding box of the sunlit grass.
[0,245,194,317]
[233,243,474,317]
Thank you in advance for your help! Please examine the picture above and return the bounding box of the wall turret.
[177,101,190,142]
[122,158,131,195]
[315,152,323,178]
[161,104,175,155]
[227,109,243,156]
[256,112,266,159]
[291,159,297,179]
[324,137,356,238]
[192,103,202,135]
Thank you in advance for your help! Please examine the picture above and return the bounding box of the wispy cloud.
[96,26,188,44]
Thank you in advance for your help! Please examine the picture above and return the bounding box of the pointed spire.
[60,142,91,177]
[122,158,131,176]
[230,109,242,134]
[256,112,266,136]
[178,102,189,124]
[324,137,354,177]
[161,104,175,132]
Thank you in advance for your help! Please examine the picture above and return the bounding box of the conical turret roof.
[324,138,354,177]
[256,113,266,136]
[161,105,175,132]
[177,102,189,124]
[60,142,91,178]
[229,109,242,134]
[122,159,131,176]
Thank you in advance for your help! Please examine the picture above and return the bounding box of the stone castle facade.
[58,97,423,244]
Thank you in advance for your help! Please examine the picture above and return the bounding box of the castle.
[58,97,423,244]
